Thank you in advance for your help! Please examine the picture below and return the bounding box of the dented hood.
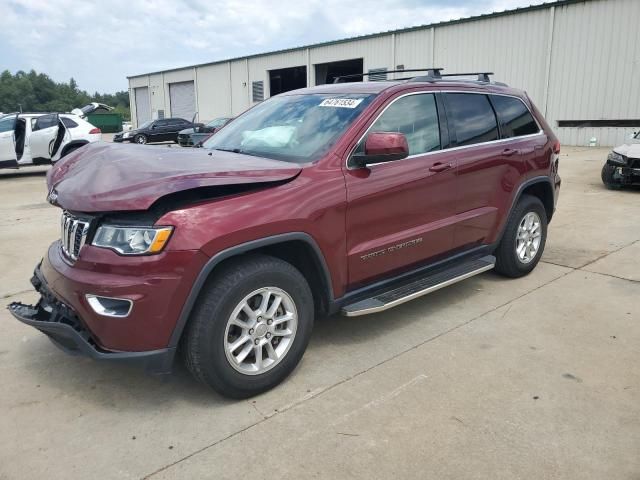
[613,143,640,160]
[47,143,301,212]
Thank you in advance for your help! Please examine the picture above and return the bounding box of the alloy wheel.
[223,287,298,375]
[515,211,542,264]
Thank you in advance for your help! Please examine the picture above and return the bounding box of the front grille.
[60,211,90,261]
[628,157,640,169]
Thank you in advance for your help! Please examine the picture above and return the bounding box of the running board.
[341,255,496,317]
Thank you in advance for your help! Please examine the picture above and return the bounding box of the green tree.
[0,69,129,120]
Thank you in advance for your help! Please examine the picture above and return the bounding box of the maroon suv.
[9,70,561,398]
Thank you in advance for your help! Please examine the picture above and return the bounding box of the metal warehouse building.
[127,0,639,146]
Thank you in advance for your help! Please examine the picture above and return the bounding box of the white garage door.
[134,87,151,126]
[169,81,196,121]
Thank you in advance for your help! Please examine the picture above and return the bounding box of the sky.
[0,0,547,93]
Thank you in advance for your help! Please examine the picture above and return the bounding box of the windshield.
[138,120,153,130]
[202,93,375,163]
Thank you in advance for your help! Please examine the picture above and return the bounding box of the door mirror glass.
[352,132,409,167]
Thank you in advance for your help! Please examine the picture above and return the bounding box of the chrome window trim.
[346,89,543,170]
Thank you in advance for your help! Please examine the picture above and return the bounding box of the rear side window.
[61,117,78,128]
[366,93,441,156]
[445,93,498,147]
[490,95,539,138]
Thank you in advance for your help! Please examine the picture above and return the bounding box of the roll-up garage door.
[134,87,151,126]
[169,81,196,121]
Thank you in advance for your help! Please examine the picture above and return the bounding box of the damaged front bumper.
[606,152,640,186]
[7,265,174,374]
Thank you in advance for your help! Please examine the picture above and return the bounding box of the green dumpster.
[86,113,123,133]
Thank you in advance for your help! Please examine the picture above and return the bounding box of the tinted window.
[207,118,230,128]
[33,114,57,131]
[491,95,538,137]
[61,117,78,128]
[445,93,498,146]
[155,120,169,126]
[365,93,440,156]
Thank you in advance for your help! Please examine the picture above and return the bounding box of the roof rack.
[408,70,496,83]
[333,68,444,83]
[333,68,506,86]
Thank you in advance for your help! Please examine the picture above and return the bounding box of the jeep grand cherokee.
[9,70,561,398]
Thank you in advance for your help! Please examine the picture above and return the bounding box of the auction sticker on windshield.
[319,98,364,108]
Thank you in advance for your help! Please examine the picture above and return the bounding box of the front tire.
[134,134,147,144]
[183,254,314,398]
[494,194,547,278]
[601,164,622,190]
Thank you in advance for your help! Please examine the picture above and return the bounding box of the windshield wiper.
[214,147,243,154]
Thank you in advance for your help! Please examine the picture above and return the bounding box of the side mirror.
[151,124,157,129]
[351,132,409,167]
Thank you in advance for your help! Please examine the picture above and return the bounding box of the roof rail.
[333,68,507,86]
[333,68,444,83]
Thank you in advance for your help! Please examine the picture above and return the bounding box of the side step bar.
[341,255,496,317]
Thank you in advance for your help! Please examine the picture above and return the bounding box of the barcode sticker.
[319,98,364,108]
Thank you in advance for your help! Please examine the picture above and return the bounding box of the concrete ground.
[0,147,638,480]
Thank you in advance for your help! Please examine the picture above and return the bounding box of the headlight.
[607,151,626,165]
[92,226,173,255]
[122,132,132,139]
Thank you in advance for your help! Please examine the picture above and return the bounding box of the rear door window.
[490,95,539,138]
[32,114,57,131]
[364,93,441,156]
[444,93,499,147]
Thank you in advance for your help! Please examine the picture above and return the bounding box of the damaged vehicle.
[0,103,109,170]
[601,130,640,189]
[177,117,232,147]
[8,70,560,398]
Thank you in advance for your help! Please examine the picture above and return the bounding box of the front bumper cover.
[7,264,175,374]
[605,160,640,185]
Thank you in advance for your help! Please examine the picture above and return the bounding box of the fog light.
[85,295,133,318]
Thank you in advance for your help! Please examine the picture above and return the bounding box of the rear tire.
[183,254,314,398]
[134,134,147,144]
[601,164,622,190]
[494,194,547,278]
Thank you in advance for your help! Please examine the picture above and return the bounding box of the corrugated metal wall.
[546,0,640,146]
[128,0,640,146]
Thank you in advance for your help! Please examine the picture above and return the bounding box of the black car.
[114,117,201,144]
[177,117,232,147]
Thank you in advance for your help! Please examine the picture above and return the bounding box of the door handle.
[502,148,519,157]
[429,162,452,173]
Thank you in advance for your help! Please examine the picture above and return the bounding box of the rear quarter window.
[490,95,539,138]
[445,93,499,147]
[61,117,79,129]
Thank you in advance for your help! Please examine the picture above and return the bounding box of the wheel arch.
[519,179,555,223]
[493,176,555,249]
[168,233,333,349]
[60,140,89,158]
